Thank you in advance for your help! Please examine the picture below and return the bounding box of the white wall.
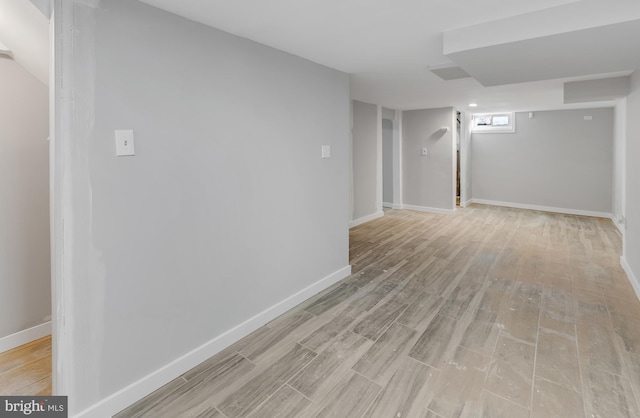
[401,107,456,213]
[623,70,640,289]
[382,118,394,205]
[613,99,627,231]
[351,100,382,223]
[0,57,50,343]
[471,109,614,215]
[54,0,350,414]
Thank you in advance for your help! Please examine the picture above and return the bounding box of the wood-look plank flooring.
[115,204,640,418]
[0,336,52,396]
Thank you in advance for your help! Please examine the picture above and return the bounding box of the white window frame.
[472,112,516,133]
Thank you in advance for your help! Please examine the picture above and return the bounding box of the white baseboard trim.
[621,257,640,302]
[382,203,403,210]
[349,211,384,228]
[73,265,352,418]
[402,204,456,215]
[461,200,473,208]
[470,199,612,219]
[612,218,626,235]
[0,322,52,354]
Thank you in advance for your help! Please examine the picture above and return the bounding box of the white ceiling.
[140,0,581,74]
[139,0,640,112]
[5,0,640,111]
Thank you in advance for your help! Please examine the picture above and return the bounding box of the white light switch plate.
[115,130,135,156]
[421,147,428,156]
[322,145,331,159]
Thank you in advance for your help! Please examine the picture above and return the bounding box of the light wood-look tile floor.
[116,205,640,418]
[0,336,52,396]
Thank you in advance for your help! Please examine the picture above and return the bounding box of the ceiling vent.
[428,63,471,81]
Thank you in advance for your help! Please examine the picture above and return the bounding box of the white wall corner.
[621,257,640,302]
[0,322,52,354]
[451,109,458,210]
[349,211,384,228]
[72,265,352,418]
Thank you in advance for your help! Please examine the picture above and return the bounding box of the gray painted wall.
[352,100,379,220]
[382,118,394,204]
[625,71,640,284]
[402,107,456,211]
[0,58,50,340]
[58,0,350,412]
[471,109,614,214]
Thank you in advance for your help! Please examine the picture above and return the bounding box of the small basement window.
[472,112,515,133]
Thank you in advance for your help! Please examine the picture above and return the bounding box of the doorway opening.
[456,111,461,207]
[0,0,53,397]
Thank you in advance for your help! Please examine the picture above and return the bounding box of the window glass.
[472,113,515,133]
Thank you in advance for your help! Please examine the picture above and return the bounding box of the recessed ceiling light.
[469,103,478,107]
